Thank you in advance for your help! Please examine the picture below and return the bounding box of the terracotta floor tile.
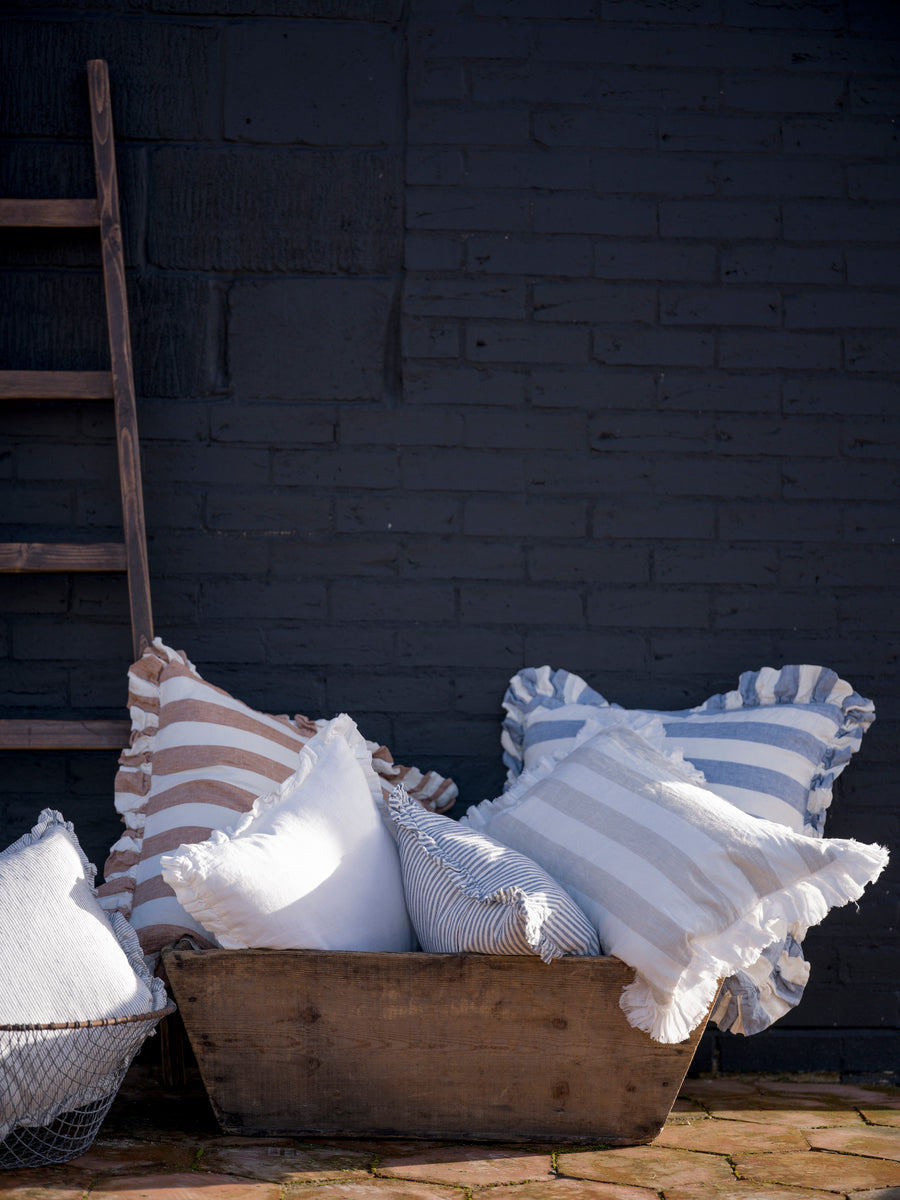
[863,1113,900,1129]
[734,1150,900,1193]
[847,1187,900,1199]
[679,1080,766,1100]
[376,1145,554,1187]
[88,1170,281,1200]
[199,1143,374,1183]
[654,1116,807,1154]
[701,1103,866,1130]
[67,1138,195,1172]
[807,1128,900,1162]
[665,1183,838,1200]
[0,1169,92,1199]
[273,1182,464,1199]
[557,1144,736,1189]
[486,1180,659,1199]
[759,1084,900,1109]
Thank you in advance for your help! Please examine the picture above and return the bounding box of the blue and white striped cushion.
[500,664,876,1037]
[387,785,599,963]
[464,724,887,1045]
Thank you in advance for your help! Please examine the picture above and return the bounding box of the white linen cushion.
[0,810,167,1141]
[463,723,887,1045]
[160,715,416,952]
[387,783,599,961]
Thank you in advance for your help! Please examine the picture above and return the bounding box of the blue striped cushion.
[387,785,599,962]
[500,664,876,1037]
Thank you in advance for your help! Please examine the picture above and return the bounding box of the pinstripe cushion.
[97,639,457,963]
[464,723,887,1045]
[388,785,599,962]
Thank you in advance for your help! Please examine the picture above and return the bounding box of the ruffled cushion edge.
[388,784,600,964]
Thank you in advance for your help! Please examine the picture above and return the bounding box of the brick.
[407,187,531,232]
[12,620,132,663]
[593,499,716,539]
[784,378,900,416]
[528,544,650,585]
[843,503,900,543]
[85,0,403,12]
[587,587,709,629]
[659,200,780,239]
[403,540,524,581]
[211,404,336,446]
[590,413,829,457]
[533,109,656,150]
[594,240,717,282]
[719,72,845,112]
[404,233,464,272]
[463,497,587,538]
[534,24,660,64]
[335,495,459,534]
[406,146,465,186]
[719,502,842,541]
[409,62,467,104]
[136,400,210,445]
[0,18,221,140]
[331,580,454,623]
[847,246,900,287]
[149,148,402,274]
[719,158,845,198]
[464,407,585,450]
[841,417,900,460]
[722,0,844,29]
[848,164,900,202]
[660,287,780,326]
[157,533,269,577]
[340,407,464,447]
[205,579,326,622]
[850,76,900,115]
[408,107,530,146]
[530,367,657,410]
[470,62,597,105]
[593,151,718,197]
[399,448,523,492]
[409,16,533,60]
[603,0,721,21]
[785,290,900,329]
[271,447,399,490]
[404,278,526,319]
[721,245,843,284]
[229,279,398,400]
[533,194,657,237]
[784,459,900,502]
[522,631,648,674]
[402,317,461,359]
[467,234,592,276]
[327,673,453,714]
[0,576,69,615]
[562,454,781,500]
[265,625,395,667]
[224,22,402,145]
[784,117,900,157]
[397,627,523,668]
[650,633,777,677]
[0,270,108,373]
[659,114,780,153]
[719,330,841,369]
[783,201,900,243]
[779,546,899,588]
[534,281,656,324]
[467,323,590,365]
[405,366,527,407]
[846,333,900,372]
[268,540,400,579]
[594,328,715,367]
[130,275,222,399]
[466,148,591,190]
[474,0,596,15]
[714,590,837,630]
[144,444,271,487]
[460,584,583,626]
[206,490,332,534]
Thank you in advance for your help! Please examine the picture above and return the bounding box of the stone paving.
[2,1067,900,1199]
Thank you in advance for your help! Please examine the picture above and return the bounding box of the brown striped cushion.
[97,639,457,961]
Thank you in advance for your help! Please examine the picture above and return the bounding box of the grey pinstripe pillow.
[387,785,599,962]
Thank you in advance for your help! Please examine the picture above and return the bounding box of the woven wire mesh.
[0,1002,175,1169]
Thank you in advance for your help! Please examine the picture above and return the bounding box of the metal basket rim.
[0,999,176,1033]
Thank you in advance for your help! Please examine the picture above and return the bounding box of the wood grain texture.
[88,58,153,657]
[0,542,126,572]
[0,198,99,227]
[162,947,709,1145]
[0,719,129,749]
[0,370,114,399]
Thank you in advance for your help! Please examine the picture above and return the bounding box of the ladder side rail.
[88,58,153,660]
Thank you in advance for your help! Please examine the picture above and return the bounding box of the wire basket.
[0,1001,176,1170]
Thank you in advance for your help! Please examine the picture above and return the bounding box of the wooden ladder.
[0,59,151,752]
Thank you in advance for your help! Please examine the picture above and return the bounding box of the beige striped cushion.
[97,639,457,961]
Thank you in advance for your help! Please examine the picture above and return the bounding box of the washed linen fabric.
[464,723,887,1045]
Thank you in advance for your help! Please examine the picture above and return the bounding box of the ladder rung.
[0,370,114,400]
[0,543,127,572]
[0,719,129,750]
[0,198,100,227]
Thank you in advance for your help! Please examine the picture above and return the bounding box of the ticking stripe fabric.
[97,639,457,962]
[463,724,888,1044]
[388,784,599,962]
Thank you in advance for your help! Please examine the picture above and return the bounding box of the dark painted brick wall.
[1,0,898,1074]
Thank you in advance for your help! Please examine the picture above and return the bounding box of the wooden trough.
[161,946,709,1145]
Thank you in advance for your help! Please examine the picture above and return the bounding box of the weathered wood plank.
[0,198,99,227]
[88,59,153,657]
[163,948,709,1145]
[0,542,127,572]
[0,719,129,749]
[0,370,114,400]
